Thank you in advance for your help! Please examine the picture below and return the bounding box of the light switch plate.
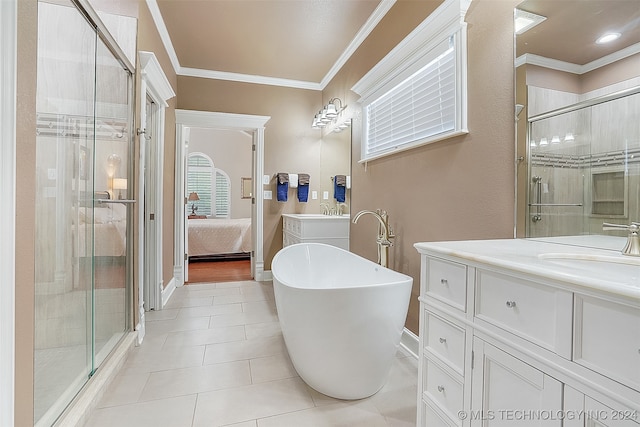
[263,174,270,185]
[264,190,272,200]
[312,191,318,200]
[323,191,329,200]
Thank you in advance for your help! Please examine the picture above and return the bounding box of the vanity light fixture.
[514,9,546,35]
[596,32,621,44]
[312,97,347,129]
[539,137,548,146]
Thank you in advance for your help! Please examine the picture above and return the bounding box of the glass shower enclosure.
[526,90,640,238]
[34,1,134,424]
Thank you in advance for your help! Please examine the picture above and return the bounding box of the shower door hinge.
[471,350,475,370]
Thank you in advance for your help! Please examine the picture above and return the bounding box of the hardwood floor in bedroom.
[187,259,252,284]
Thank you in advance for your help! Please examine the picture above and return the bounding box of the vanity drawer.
[425,257,467,311]
[424,310,466,375]
[420,399,457,427]
[475,269,573,358]
[574,295,640,392]
[423,357,464,425]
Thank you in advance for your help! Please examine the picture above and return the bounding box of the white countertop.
[282,214,350,220]
[414,236,640,299]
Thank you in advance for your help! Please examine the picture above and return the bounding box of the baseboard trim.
[259,269,273,282]
[399,327,419,359]
[54,331,137,427]
[162,277,177,307]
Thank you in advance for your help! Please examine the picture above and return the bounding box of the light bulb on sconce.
[106,153,121,178]
[539,137,548,146]
[311,97,350,132]
[551,135,561,144]
[564,132,575,142]
[530,139,537,148]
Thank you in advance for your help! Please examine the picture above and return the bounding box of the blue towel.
[277,181,288,202]
[334,179,346,203]
[298,184,309,202]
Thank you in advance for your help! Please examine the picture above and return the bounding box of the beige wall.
[16,1,38,423]
[176,78,326,264]
[347,0,519,333]
[136,0,178,290]
[174,0,519,335]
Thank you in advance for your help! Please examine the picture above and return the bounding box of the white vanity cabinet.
[415,239,640,427]
[282,214,349,250]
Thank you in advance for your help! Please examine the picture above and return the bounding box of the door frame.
[174,110,270,285]
[0,0,16,424]
[137,51,175,342]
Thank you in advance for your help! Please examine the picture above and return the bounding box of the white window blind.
[215,170,231,218]
[187,154,213,216]
[363,36,460,161]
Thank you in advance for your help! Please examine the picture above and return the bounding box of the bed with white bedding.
[75,202,128,258]
[188,218,252,259]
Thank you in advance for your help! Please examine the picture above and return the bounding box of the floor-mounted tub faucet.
[352,209,395,268]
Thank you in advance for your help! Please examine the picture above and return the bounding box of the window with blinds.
[365,37,456,159]
[352,0,469,163]
[215,170,231,218]
[187,154,213,216]
[187,153,232,218]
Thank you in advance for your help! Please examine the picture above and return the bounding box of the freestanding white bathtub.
[272,243,413,399]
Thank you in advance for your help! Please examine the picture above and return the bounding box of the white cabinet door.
[470,338,563,427]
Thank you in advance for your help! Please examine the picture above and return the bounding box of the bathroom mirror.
[319,124,352,212]
[514,0,640,247]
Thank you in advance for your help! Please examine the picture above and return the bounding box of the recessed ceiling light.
[514,9,546,35]
[596,32,621,44]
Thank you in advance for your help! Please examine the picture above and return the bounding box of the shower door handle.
[96,199,137,205]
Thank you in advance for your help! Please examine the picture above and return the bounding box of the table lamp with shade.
[188,192,200,215]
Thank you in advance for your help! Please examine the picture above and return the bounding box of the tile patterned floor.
[86,280,418,427]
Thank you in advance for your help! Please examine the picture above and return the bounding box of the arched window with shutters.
[187,152,232,218]
[214,169,231,218]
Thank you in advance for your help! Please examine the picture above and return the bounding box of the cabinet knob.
[506,301,517,308]
[440,278,448,285]
[437,385,445,392]
[439,337,447,344]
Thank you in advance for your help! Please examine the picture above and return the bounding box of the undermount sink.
[537,253,640,285]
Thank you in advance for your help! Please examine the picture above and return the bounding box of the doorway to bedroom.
[186,128,253,283]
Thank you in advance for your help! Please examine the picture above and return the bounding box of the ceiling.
[516,0,640,67]
[149,0,390,90]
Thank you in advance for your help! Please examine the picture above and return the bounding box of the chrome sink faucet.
[352,209,395,268]
[320,202,330,215]
[337,203,348,216]
[603,222,640,256]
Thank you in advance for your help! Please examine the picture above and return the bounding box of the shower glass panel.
[34,2,96,424]
[527,93,640,238]
[34,1,133,424]
[93,35,131,368]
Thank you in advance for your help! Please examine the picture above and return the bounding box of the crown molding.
[146,0,395,91]
[178,67,322,91]
[516,41,640,75]
[145,0,181,73]
[319,0,396,89]
[139,51,176,105]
